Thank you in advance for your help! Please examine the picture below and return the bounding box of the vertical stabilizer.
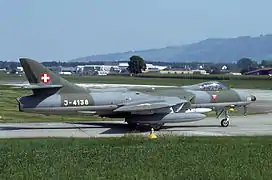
[19,58,88,94]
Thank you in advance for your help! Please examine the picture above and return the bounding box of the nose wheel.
[220,118,229,127]
[216,108,231,127]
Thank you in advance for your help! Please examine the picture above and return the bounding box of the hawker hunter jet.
[123,81,256,127]
[16,58,256,130]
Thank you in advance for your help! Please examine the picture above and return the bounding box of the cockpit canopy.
[187,81,230,91]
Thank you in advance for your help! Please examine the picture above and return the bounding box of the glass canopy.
[188,81,229,91]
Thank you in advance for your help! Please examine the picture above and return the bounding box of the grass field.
[67,75,272,89]
[137,72,272,80]
[1,73,272,89]
[0,136,272,179]
[0,72,271,179]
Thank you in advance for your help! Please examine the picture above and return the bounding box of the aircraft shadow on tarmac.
[0,122,130,134]
[69,122,225,134]
[0,122,228,135]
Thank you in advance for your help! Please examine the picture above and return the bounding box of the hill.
[70,34,272,63]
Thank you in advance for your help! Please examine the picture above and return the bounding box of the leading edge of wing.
[114,97,188,112]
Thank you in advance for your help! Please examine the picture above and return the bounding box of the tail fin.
[19,58,88,94]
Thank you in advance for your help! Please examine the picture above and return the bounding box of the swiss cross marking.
[40,73,51,83]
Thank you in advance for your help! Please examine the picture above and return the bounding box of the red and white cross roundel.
[211,95,217,102]
[40,73,51,84]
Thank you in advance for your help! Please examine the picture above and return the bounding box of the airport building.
[245,68,272,76]
[160,68,208,75]
[13,62,168,76]
[73,63,167,75]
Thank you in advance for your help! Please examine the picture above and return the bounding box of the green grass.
[70,76,272,89]
[1,72,272,89]
[137,72,272,80]
[0,136,272,179]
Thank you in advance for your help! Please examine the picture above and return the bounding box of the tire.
[150,123,164,130]
[127,123,138,130]
[220,118,229,127]
[127,122,163,131]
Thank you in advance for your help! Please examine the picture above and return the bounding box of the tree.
[10,69,17,74]
[237,58,258,73]
[209,65,221,74]
[237,58,252,69]
[261,60,272,67]
[127,55,146,74]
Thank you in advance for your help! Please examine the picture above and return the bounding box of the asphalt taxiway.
[0,113,271,138]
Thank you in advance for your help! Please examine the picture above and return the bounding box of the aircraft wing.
[114,96,189,114]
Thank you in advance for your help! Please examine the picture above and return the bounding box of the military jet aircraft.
[123,81,256,126]
[89,81,257,128]
[16,58,256,130]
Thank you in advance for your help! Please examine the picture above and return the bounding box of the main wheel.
[150,123,164,130]
[220,118,229,127]
[127,123,138,130]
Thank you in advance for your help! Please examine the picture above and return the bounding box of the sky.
[0,0,272,62]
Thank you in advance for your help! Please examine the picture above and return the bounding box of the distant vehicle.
[59,71,72,75]
[16,58,256,130]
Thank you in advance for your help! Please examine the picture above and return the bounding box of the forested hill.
[70,34,272,63]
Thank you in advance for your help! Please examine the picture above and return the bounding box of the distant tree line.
[235,58,272,74]
[1,56,272,75]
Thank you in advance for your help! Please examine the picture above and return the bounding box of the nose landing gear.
[216,107,231,127]
[220,118,229,127]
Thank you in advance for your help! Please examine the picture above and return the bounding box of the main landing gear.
[216,108,232,127]
[150,123,164,131]
[126,122,164,131]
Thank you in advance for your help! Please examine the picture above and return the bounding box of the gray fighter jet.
[16,58,256,130]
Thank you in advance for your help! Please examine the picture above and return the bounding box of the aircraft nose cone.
[236,91,256,102]
[251,95,256,101]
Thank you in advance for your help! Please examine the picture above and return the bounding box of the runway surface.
[0,113,271,138]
